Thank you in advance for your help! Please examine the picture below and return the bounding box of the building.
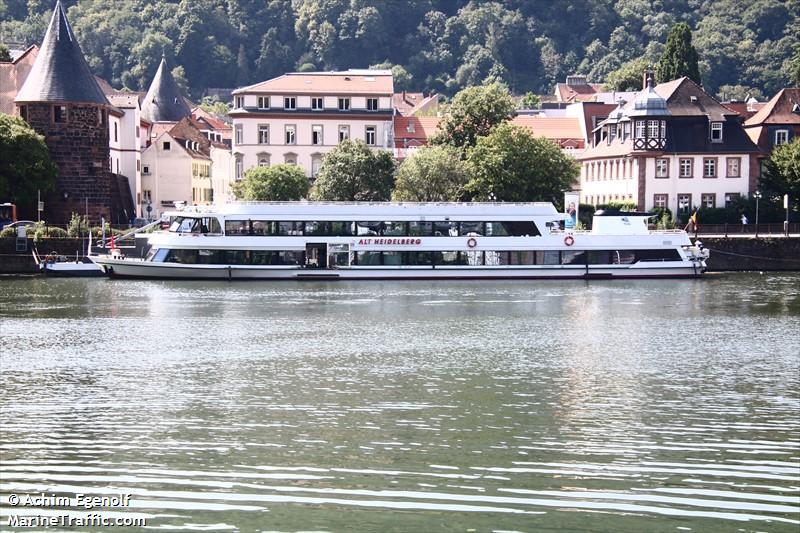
[141,117,218,217]
[393,91,439,116]
[0,45,38,115]
[510,116,585,155]
[577,75,760,218]
[229,70,395,179]
[743,88,800,154]
[107,93,146,216]
[555,75,603,103]
[13,2,134,223]
[393,116,441,160]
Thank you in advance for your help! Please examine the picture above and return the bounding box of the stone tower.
[141,56,191,124]
[14,1,113,224]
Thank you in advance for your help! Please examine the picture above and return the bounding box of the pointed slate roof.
[141,57,191,123]
[15,1,108,105]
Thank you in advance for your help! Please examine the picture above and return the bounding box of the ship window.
[509,251,535,265]
[485,251,509,265]
[382,221,408,236]
[149,248,169,262]
[304,221,329,236]
[355,251,381,265]
[634,249,681,262]
[225,220,251,235]
[356,221,382,236]
[329,221,354,236]
[405,251,433,265]
[587,251,612,264]
[278,221,303,235]
[535,251,560,265]
[561,250,586,265]
[459,222,485,236]
[165,249,199,263]
[433,221,458,236]
[435,251,468,265]
[409,221,434,236]
[169,217,202,233]
[383,251,403,265]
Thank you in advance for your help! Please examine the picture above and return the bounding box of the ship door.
[305,243,327,269]
[327,243,350,268]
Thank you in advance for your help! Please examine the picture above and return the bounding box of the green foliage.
[604,58,650,91]
[67,213,88,238]
[761,138,800,210]
[791,44,800,86]
[657,23,701,84]
[431,83,515,152]
[0,1,794,97]
[465,123,579,203]
[578,203,596,229]
[0,113,57,215]
[518,92,541,110]
[311,140,395,201]
[198,96,230,117]
[598,200,638,211]
[652,207,676,229]
[716,85,765,102]
[232,164,309,201]
[0,43,11,61]
[393,146,469,202]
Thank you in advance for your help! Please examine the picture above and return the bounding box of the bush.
[578,203,595,228]
[0,227,15,238]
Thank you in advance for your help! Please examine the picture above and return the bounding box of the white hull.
[91,257,704,280]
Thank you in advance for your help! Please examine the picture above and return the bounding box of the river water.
[0,273,798,532]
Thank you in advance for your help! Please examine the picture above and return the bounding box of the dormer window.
[257,96,270,109]
[284,97,296,110]
[311,97,323,110]
[338,98,350,111]
[710,122,723,143]
[635,120,645,139]
[234,96,244,109]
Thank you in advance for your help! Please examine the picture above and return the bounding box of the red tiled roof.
[393,116,441,143]
[511,116,583,141]
[745,88,800,126]
[556,82,603,103]
[234,71,393,95]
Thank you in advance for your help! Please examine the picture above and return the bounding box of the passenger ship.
[90,202,709,280]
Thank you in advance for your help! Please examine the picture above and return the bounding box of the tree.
[604,57,650,91]
[0,44,11,62]
[311,140,395,201]
[431,82,515,152]
[518,92,541,110]
[656,22,701,84]
[0,113,58,214]
[465,122,579,204]
[393,146,469,202]
[790,43,800,87]
[760,138,800,210]
[232,164,309,201]
[198,96,230,117]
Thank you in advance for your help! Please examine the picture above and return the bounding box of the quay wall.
[1,237,798,274]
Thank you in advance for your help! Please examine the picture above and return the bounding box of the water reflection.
[1,274,798,531]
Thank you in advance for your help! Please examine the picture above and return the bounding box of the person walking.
[741,214,748,225]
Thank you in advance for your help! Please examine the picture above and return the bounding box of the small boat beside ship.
[88,201,709,280]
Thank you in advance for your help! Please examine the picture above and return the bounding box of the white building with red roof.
[229,70,394,180]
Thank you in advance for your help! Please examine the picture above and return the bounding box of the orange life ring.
[564,235,575,246]
[467,237,477,248]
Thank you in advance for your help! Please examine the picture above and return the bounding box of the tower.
[14,1,113,224]
[141,56,191,124]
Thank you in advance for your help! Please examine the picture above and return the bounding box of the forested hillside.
[1,0,797,100]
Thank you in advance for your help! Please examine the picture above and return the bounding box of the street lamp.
[753,190,762,238]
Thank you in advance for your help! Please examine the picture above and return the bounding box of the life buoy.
[564,235,575,246]
[467,237,477,248]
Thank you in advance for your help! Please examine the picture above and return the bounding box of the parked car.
[7,220,37,228]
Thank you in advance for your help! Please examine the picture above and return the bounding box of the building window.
[338,98,350,111]
[143,190,152,202]
[235,96,244,109]
[235,155,243,180]
[235,124,243,145]
[284,153,297,165]
[143,165,150,175]
[703,158,716,178]
[677,193,692,215]
[258,124,269,144]
[635,120,645,139]
[365,125,376,146]
[679,158,693,178]
[285,124,296,145]
[655,158,669,178]
[311,154,322,178]
[162,141,171,150]
[135,124,139,138]
[367,98,378,111]
[53,105,67,123]
[726,157,740,178]
[19,105,28,121]
[257,153,270,167]
[257,96,270,109]
[311,97,323,110]
[312,124,323,145]
[710,122,723,143]
[284,97,296,110]
[136,159,140,172]
[701,193,716,209]
[647,120,659,138]
[775,129,789,146]
[113,122,118,142]
[623,121,630,140]
[660,120,666,139]
[338,125,350,142]
[725,193,740,208]
[654,194,668,209]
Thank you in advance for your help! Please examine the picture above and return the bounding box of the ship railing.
[191,200,557,208]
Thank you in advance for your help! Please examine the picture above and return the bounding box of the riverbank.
[1,236,798,273]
